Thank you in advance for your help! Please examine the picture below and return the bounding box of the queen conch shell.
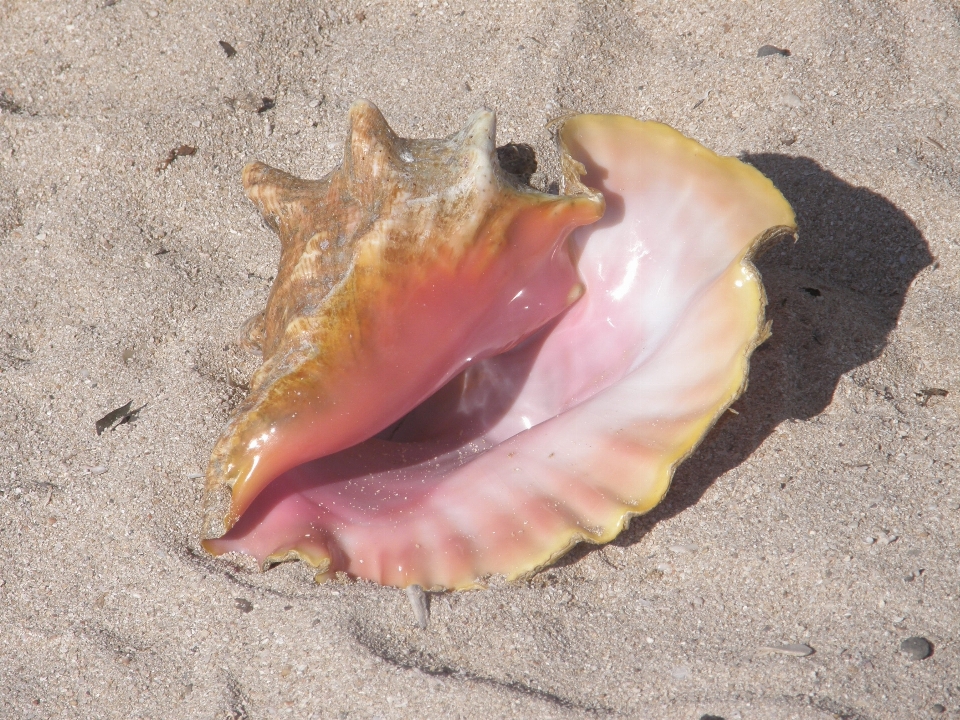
[202,101,796,590]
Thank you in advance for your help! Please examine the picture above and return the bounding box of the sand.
[1,1,958,718]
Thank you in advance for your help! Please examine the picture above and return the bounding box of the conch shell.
[202,102,796,590]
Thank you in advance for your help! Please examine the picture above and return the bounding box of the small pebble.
[236,94,262,113]
[758,44,790,57]
[781,92,803,108]
[669,543,698,554]
[900,636,933,661]
[863,536,876,544]
[406,584,429,629]
[759,643,814,657]
[669,665,691,680]
[931,703,946,714]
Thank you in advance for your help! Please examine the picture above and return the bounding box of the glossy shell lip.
[202,106,797,590]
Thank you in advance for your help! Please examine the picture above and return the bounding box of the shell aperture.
[202,105,796,590]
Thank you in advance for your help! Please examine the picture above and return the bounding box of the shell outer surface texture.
[202,108,796,591]
[201,101,604,549]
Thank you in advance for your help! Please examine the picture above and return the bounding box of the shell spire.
[343,99,403,187]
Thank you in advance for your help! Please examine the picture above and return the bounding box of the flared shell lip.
[202,113,798,591]
[525,113,798,590]
[492,232,795,590]
[555,112,797,228]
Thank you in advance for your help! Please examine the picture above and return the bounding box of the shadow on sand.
[558,153,933,564]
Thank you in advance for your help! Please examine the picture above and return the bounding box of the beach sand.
[1,1,958,718]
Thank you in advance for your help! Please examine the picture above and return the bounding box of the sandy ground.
[1,1,959,718]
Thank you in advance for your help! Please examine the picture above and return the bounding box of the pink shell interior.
[206,116,795,589]
[210,107,603,528]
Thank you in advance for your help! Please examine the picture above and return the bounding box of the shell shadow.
[556,153,933,564]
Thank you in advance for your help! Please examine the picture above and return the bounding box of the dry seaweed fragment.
[916,387,948,406]
[156,145,197,172]
[95,401,145,435]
